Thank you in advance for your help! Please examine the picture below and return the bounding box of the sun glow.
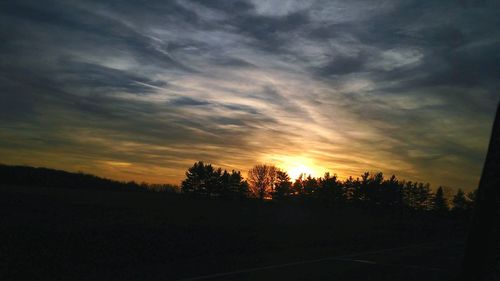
[288,164,315,181]
[265,155,324,180]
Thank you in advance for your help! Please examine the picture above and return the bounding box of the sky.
[1,0,499,189]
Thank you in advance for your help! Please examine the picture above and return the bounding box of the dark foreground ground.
[0,185,468,280]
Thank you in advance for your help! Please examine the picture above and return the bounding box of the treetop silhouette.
[179,162,476,213]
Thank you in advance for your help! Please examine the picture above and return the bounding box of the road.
[173,240,464,281]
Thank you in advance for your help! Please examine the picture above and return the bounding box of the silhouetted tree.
[465,189,477,210]
[452,188,468,212]
[219,169,230,195]
[380,175,403,207]
[220,170,249,199]
[402,181,432,210]
[359,172,371,201]
[0,165,145,192]
[146,183,180,193]
[247,164,277,200]
[207,167,223,196]
[402,181,415,208]
[318,172,343,205]
[432,186,449,213]
[273,170,292,200]
[369,172,385,204]
[343,176,361,203]
[303,175,318,197]
[358,172,399,206]
[181,162,242,198]
[178,161,469,214]
[292,174,305,196]
[182,161,211,196]
[415,182,433,210]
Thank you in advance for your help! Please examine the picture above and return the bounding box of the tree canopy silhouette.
[273,170,292,200]
[432,186,449,213]
[179,163,479,217]
[181,161,248,198]
[452,189,469,212]
[0,164,165,192]
[247,164,277,200]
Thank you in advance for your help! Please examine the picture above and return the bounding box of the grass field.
[0,185,468,280]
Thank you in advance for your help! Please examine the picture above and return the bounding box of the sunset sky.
[1,0,499,190]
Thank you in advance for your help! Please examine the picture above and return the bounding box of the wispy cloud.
[1,0,499,189]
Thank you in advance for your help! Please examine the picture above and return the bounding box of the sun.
[288,164,315,180]
[264,155,323,180]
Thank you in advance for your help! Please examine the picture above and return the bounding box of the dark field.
[1,185,468,280]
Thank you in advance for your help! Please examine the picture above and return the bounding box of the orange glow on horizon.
[265,155,324,180]
[288,164,315,180]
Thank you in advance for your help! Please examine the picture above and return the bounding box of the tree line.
[182,162,477,213]
[0,163,476,214]
[0,164,178,193]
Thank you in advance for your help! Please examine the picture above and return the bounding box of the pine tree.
[181,161,206,195]
[303,175,318,197]
[319,172,343,204]
[465,189,478,210]
[432,186,449,213]
[452,189,468,211]
[273,170,292,200]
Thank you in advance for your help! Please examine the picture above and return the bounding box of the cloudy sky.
[1,0,499,189]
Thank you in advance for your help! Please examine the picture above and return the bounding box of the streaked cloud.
[1,0,499,189]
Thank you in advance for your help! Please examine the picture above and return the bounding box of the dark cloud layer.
[1,0,499,188]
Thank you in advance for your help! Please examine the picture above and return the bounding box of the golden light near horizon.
[0,0,493,192]
[266,155,324,180]
[288,164,315,181]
